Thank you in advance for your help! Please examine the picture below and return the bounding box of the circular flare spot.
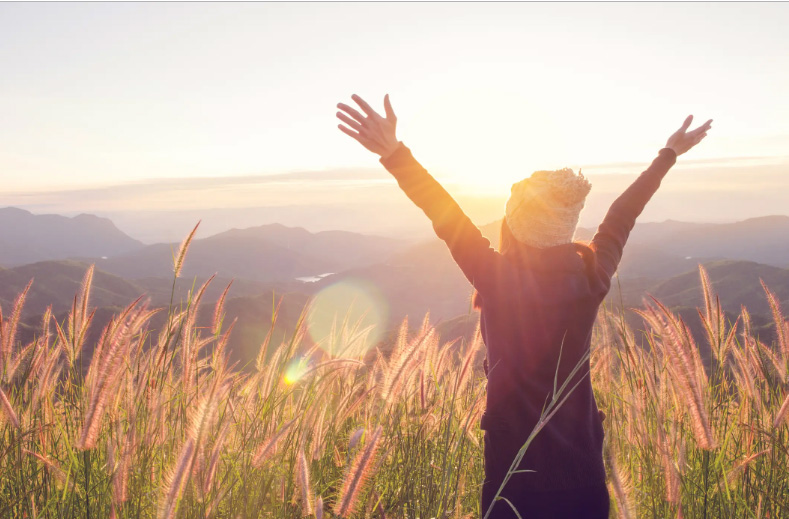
[307,279,387,357]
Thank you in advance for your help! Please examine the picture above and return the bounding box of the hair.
[472,219,596,310]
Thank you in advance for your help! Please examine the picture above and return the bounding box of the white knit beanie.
[504,168,592,248]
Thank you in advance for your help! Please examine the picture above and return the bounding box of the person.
[336,94,711,519]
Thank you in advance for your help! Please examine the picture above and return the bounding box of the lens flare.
[284,357,309,385]
[307,279,388,357]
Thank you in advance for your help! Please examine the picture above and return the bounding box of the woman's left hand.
[337,94,400,159]
[665,115,713,156]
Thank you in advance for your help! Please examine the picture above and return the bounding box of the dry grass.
[1,247,789,518]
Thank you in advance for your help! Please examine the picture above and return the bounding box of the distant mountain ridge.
[95,223,406,282]
[0,207,143,266]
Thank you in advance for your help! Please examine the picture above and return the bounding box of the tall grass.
[1,249,789,517]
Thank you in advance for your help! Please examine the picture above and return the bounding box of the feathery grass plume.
[173,220,200,278]
[30,342,62,416]
[607,450,634,519]
[311,405,328,461]
[78,264,94,319]
[433,339,455,381]
[761,279,789,371]
[211,319,236,374]
[739,310,767,382]
[659,432,682,504]
[459,391,486,448]
[381,326,432,404]
[252,417,298,467]
[726,449,769,487]
[26,307,53,383]
[167,374,228,513]
[731,343,760,406]
[113,424,136,505]
[336,387,375,427]
[316,496,324,519]
[202,421,230,496]
[385,318,409,366]
[757,339,786,381]
[62,265,96,365]
[187,374,229,450]
[2,342,34,387]
[774,391,789,428]
[107,433,116,480]
[23,449,70,489]
[335,425,383,518]
[78,298,149,449]
[0,385,20,429]
[420,367,427,410]
[698,265,728,364]
[645,299,717,449]
[454,324,483,395]
[295,448,314,516]
[212,279,233,335]
[349,427,365,450]
[256,297,283,372]
[419,311,431,336]
[1,278,32,378]
[158,438,196,519]
[181,274,215,399]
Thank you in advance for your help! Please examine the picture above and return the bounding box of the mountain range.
[2,206,789,368]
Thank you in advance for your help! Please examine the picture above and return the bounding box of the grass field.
[2,238,788,518]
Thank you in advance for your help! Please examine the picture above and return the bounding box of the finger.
[338,124,364,143]
[336,112,364,133]
[688,121,713,137]
[384,94,397,121]
[679,115,693,132]
[352,94,381,119]
[337,103,367,126]
[691,133,707,146]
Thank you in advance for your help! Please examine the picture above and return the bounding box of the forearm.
[607,148,675,223]
[592,148,677,276]
[380,143,495,285]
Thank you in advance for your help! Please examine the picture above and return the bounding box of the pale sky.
[1,2,788,198]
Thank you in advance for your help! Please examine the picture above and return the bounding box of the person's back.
[336,94,712,518]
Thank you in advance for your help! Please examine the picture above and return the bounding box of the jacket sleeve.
[380,143,501,292]
[591,148,677,279]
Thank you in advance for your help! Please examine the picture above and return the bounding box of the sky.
[1,2,788,237]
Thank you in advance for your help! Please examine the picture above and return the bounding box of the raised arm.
[592,115,713,279]
[336,94,500,291]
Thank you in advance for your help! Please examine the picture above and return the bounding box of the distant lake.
[296,273,334,283]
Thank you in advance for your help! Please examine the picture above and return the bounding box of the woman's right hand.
[665,115,713,156]
[337,94,400,159]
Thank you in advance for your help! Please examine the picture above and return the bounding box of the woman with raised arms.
[336,93,711,519]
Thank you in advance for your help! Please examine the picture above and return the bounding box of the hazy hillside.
[647,260,789,316]
[96,223,405,282]
[0,260,145,318]
[0,207,143,266]
[627,216,789,267]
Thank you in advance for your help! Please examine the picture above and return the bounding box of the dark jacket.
[380,143,677,495]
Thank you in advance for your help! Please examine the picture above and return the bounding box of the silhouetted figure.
[337,94,711,519]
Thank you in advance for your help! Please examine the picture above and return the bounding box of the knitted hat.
[504,168,592,248]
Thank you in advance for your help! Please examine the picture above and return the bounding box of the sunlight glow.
[284,357,309,385]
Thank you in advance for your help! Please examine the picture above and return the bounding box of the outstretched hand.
[665,115,713,156]
[337,94,400,159]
